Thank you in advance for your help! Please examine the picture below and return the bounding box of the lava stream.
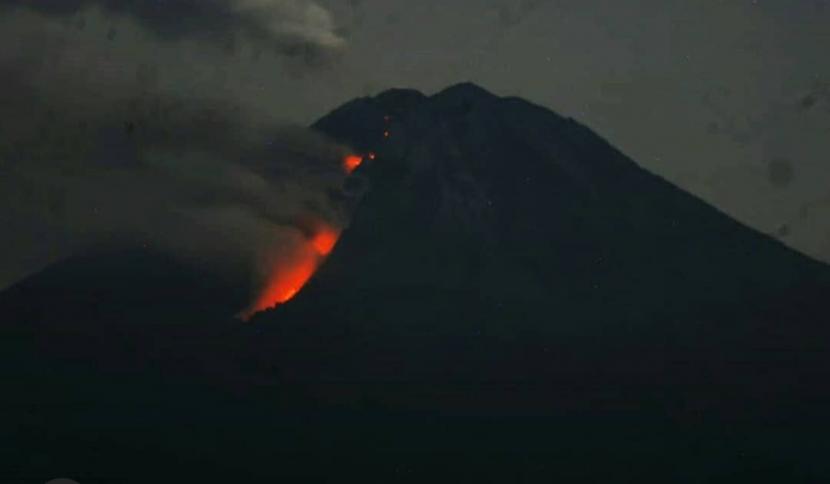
[241,150,366,320]
[239,223,341,321]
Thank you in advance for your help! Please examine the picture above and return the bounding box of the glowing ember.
[239,223,341,321]
[343,154,363,173]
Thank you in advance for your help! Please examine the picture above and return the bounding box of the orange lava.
[242,250,317,319]
[239,223,341,321]
[343,154,363,173]
[311,225,339,256]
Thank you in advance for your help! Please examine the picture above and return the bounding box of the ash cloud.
[0,6,355,294]
[0,0,345,57]
[495,0,549,28]
[797,82,828,111]
[767,158,796,188]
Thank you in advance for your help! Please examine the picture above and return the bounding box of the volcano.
[3,83,830,482]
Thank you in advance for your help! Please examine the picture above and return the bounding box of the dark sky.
[1,0,829,286]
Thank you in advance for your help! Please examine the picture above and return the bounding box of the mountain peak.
[373,82,496,104]
[433,81,497,100]
[313,82,503,150]
[374,87,428,113]
[303,83,829,328]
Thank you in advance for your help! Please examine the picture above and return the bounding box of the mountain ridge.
[295,82,829,312]
[318,81,817,259]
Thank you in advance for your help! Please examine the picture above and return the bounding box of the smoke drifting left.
[0,5,355,316]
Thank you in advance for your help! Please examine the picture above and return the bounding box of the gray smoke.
[0,0,344,56]
[0,5,355,292]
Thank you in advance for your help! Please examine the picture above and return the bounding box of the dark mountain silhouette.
[2,83,829,482]
[269,82,830,413]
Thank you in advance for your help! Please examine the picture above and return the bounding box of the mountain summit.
[283,82,828,338]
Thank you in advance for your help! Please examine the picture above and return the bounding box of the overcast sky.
[2,0,829,285]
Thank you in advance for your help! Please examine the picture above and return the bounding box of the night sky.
[1,0,829,287]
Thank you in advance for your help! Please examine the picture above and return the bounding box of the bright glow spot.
[343,154,363,173]
[311,225,339,256]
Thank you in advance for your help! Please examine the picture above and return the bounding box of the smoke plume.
[0,4,355,302]
[0,0,344,55]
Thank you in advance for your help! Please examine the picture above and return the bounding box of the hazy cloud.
[0,5,356,295]
[798,82,829,112]
[0,0,345,56]
[767,158,796,188]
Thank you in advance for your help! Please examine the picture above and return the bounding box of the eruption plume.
[0,5,356,302]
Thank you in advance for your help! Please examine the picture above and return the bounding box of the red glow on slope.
[239,222,341,321]
[311,225,339,256]
[343,154,363,173]
[242,251,317,318]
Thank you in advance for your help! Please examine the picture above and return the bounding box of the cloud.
[495,0,550,28]
[0,0,345,57]
[0,83,353,292]
[797,82,829,112]
[766,158,796,188]
[0,5,357,297]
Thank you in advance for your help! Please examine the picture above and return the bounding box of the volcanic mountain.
[267,83,830,410]
[3,83,829,482]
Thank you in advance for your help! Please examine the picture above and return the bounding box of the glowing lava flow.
[239,223,341,321]
[240,150,369,320]
[343,154,363,174]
